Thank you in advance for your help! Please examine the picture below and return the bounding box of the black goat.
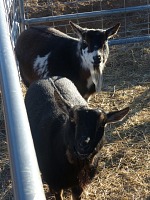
[25,77,129,200]
[16,22,120,99]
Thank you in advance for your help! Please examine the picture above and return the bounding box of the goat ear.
[54,90,73,114]
[106,107,129,124]
[69,21,86,38]
[105,23,121,39]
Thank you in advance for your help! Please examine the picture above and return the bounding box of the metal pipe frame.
[23,5,150,25]
[109,35,150,46]
[20,4,150,45]
[0,0,46,199]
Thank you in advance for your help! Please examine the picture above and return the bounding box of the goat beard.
[66,147,99,188]
[78,156,99,188]
[90,66,103,93]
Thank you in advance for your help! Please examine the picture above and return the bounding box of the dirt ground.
[0,0,150,199]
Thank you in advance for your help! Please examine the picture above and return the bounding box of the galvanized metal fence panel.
[19,0,150,45]
[0,0,46,199]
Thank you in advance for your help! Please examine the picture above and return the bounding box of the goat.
[25,77,129,200]
[16,21,120,99]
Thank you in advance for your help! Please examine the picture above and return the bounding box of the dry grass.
[0,0,150,199]
[82,87,150,200]
[79,44,150,200]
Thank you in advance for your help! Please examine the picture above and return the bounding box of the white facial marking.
[81,47,97,70]
[33,52,51,78]
[85,61,103,92]
[85,137,90,144]
[81,47,106,92]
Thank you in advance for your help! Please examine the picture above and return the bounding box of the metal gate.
[19,0,150,44]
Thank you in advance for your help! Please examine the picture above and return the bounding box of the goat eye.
[70,118,75,123]
[82,40,88,49]
[83,40,88,45]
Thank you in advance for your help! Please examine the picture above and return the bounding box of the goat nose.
[93,55,101,65]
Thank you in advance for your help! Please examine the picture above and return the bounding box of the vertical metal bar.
[147,0,150,35]
[18,0,26,32]
[0,0,46,199]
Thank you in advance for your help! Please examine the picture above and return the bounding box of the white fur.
[33,53,51,78]
[81,47,98,69]
[85,137,90,144]
[81,47,105,92]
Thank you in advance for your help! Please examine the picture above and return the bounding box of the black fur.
[25,77,129,200]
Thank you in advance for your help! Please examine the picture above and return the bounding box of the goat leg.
[71,186,83,200]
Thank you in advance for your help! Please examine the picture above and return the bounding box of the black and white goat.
[25,77,129,200]
[15,22,120,99]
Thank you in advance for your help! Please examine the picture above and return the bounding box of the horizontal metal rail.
[109,35,150,45]
[23,5,150,25]
[0,0,46,199]
[19,4,150,44]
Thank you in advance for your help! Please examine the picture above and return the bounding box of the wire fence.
[21,0,150,44]
[3,0,20,47]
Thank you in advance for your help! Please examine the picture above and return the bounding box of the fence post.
[0,0,46,199]
[18,0,26,32]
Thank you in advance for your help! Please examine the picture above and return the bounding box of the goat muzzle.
[93,55,101,67]
[74,137,93,159]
